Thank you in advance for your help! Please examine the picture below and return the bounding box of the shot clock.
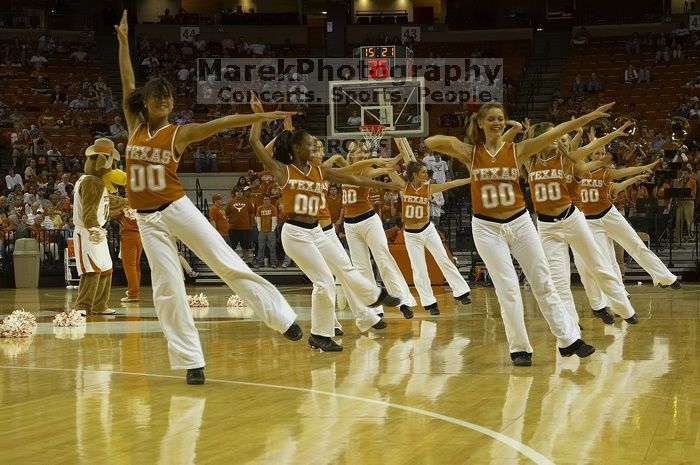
[354,45,413,80]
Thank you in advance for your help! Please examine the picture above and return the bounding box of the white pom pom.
[226,295,247,308]
[53,310,87,328]
[187,293,209,308]
[0,310,38,338]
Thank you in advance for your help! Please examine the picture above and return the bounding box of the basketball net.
[359,124,385,156]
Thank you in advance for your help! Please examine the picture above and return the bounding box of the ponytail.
[273,129,308,165]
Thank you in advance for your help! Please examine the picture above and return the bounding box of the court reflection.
[488,324,674,464]
[381,320,471,401]
[157,395,206,465]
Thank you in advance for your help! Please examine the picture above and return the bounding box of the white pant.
[323,227,381,331]
[137,196,297,370]
[404,222,470,307]
[472,212,580,352]
[282,222,381,337]
[538,208,635,321]
[583,207,675,307]
[344,213,417,308]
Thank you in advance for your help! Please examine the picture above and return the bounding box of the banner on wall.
[401,26,421,43]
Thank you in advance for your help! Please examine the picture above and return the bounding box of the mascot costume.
[73,138,128,315]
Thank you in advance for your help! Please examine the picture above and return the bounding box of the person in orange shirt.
[226,188,255,264]
[255,195,277,267]
[257,169,275,193]
[208,193,230,246]
[117,207,142,302]
[653,177,672,209]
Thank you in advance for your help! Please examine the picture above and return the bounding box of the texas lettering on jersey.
[580,179,604,188]
[471,167,519,181]
[287,179,323,194]
[529,169,566,181]
[401,194,429,206]
[125,145,173,164]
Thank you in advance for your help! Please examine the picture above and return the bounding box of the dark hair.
[465,102,508,146]
[273,129,308,165]
[125,77,174,120]
[403,161,427,182]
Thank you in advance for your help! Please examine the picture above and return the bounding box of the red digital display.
[367,59,390,79]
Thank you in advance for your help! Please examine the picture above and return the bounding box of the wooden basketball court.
[0,283,698,464]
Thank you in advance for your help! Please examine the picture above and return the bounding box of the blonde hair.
[524,122,573,162]
[465,102,508,146]
[346,140,369,161]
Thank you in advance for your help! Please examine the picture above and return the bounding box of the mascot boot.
[72,138,128,316]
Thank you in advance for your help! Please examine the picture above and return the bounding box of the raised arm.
[516,102,615,162]
[606,159,660,182]
[249,119,287,185]
[175,111,294,154]
[611,174,650,197]
[424,135,473,164]
[386,168,407,189]
[569,122,631,163]
[502,120,524,143]
[114,10,138,134]
[570,127,584,151]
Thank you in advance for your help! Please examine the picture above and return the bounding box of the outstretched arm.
[114,10,138,134]
[322,167,402,191]
[321,154,349,168]
[429,178,471,194]
[573,159,608,178]
[611,174,650,197]
[606,159,660,182]
[424,135,473,165]
[175,111,293,154]
[516,102,615,162]
[569,121,631,162]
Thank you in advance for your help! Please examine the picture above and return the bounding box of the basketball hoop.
[359,124,385,155]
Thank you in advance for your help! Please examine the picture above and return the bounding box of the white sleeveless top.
[73,175,110,229]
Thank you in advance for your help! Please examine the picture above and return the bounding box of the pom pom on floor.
[53,310,87,328]
[0,310,37,338]
[226,295,247,308]
[188,293,209,308]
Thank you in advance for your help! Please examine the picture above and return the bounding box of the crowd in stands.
[1,19,699,275]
